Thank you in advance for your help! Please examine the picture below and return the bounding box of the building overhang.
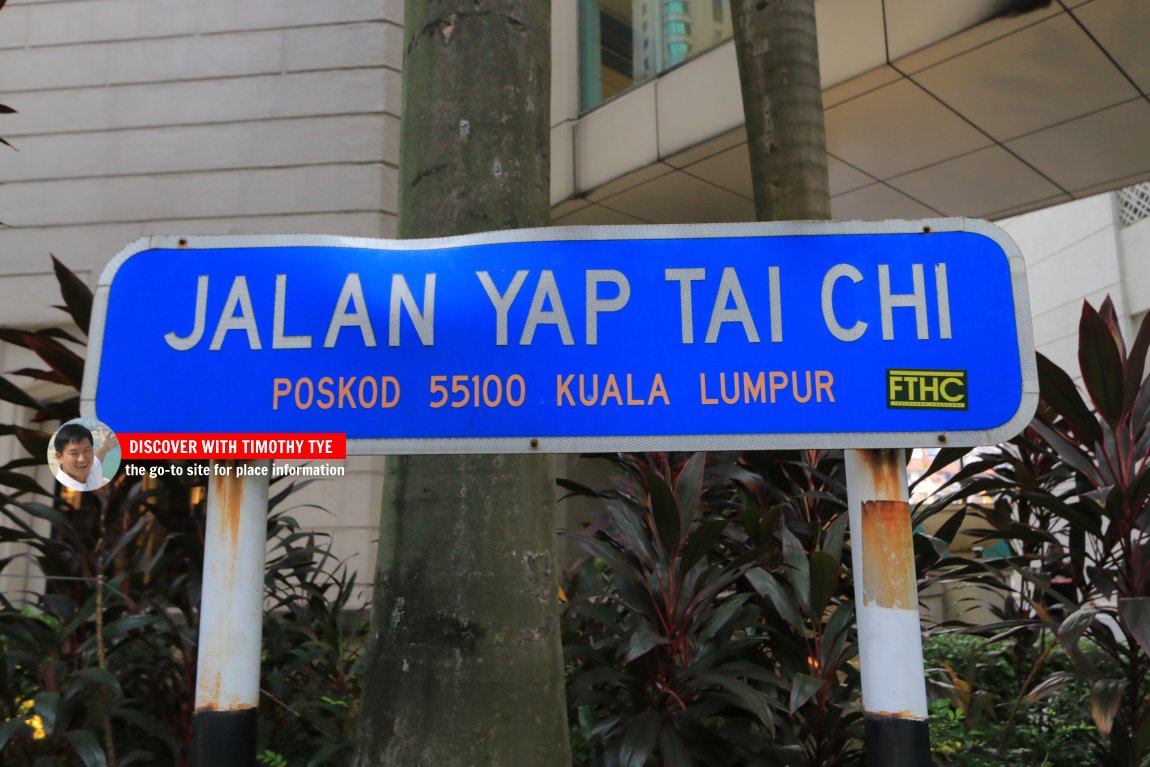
[551,0,1150,224]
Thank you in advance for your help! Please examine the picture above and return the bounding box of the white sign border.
[81,218,1038,454]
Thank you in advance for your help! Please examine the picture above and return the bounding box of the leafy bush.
[925,633,1097,766]
[561,450,863,767]
[929,298,1150,766]
[0,258,366,766]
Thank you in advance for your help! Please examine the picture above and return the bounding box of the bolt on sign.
[82,220,1037,454]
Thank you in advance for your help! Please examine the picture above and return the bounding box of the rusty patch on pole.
[855,448,903,499]
[213,466,245,554]
[870,708,925,721]
[860,499,915,610]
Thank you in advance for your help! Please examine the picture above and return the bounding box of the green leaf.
[555,477,604,499]
[780,525,810,615]
[76,667,123,698]
[1037,352,1102,446]
[305,743,342,767]
[101,614,167,640]
[788,673,823,713]
[66,729,109,767]
[618,709,661,767]
[1079,302,1125,427]
[656,727,692,767]
[909,447,970,491]
[807,550,838,620]
[1134,703,1150,761]
[699,592,753,641]
[625,620,669,663]
[679,518,727,575]
[0,330,85,390]
[821,602,855,667]
[51,255,93,335]
[1118,597,1150,657]
[1030,420,1103,486]
[1124,307,1150,412]
[690,672,775,733]
[746,568,803,634]
[0,716,29,752]
[112,709,176,755]
[0,469,48,496]
[568,666,631,703]
[0,376,45,412]
[569,533,643,585]
[1126,469,1150,511]
[607,504,656,569]
[674,452,706,530]
[34,691,60,736]
[1025,670,1078,702]
[1058,606,1100,674]
[932,507,967,547]
[1021,489,1102,536]
[641,466,680,556]
[1091,678,1127,737]
[0,425,52,459]
[819,511,849,566]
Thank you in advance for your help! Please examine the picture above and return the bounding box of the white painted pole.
[845,448,930,766]
[193,460,270,767]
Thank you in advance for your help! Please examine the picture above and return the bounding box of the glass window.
[580,0,733,112]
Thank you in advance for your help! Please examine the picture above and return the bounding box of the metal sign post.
[83,220,1036,766]
[846,448,930,766]
[191,461,270,767]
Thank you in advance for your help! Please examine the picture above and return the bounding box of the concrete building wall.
[0,0,406,602]
[999,190,1148,377]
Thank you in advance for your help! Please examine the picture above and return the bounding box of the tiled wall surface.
[0,0,405,604]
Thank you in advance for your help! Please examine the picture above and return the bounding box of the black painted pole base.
[865,713,930,767]
[193,708,258,767]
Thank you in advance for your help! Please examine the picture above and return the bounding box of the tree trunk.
[730,5,932,766]
[353,3,571,765]
[730,0,830,222]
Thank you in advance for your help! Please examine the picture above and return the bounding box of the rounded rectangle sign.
[82,219,1036,454]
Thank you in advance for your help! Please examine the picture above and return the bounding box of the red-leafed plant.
[561,450,865,766]
[939,298,1150,766]
[0,258,365,767]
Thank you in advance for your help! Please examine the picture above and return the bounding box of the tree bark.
[354,3,571,765]
[730,5,933,765]
[730,0,830,222]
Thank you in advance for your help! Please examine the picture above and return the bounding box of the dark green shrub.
[561,450,863,767]
[924,633,1097,766]
[0,258,366,766]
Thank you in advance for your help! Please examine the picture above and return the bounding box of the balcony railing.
[1117,182,1150,229]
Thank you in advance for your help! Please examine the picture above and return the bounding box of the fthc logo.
[887,369,967,410]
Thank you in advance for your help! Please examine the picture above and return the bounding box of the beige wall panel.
[5,70,392,137]
[27,0,199,46]
[5,115,394,183]
[284,22,403,72]
[0,164,395,227]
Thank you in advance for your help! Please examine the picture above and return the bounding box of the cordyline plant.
[0,258,366,766]
[735,450,862,767]
[936,298,1150,766]
[561,450,866,767]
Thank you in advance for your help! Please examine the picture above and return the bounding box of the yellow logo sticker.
[887,369,967,409]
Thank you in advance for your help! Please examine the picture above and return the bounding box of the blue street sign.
[82,220,1036,454]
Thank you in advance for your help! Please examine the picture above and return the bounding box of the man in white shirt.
[53,422,118,492]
